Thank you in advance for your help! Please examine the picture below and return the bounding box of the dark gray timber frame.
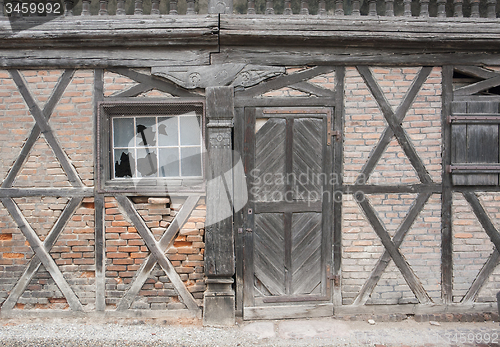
[2,13,500,321]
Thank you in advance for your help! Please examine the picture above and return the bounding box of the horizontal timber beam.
[0,188,94,197]
[343,184,442,194]
[335,303,497,316]
[0,17,219,49]
[213,49,500,66]
[219,16,500,50]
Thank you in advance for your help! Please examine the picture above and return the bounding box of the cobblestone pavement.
[0,315,500,346]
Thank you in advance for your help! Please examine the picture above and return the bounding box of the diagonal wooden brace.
[462,249,500,304]
[463,191,500,255]
[236,66,335,99]
[1,198,83,311]
[2,69,75,189]
[116,195,200,311]
[9,70,83,188]
[353,192,432,305]
[356,67,432,184]
[356,66,432,184]
[115,195,199,311]
[1,197,82,310]
[357,194,432,304]
[107,68,197,98]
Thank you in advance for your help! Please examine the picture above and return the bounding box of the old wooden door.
[242,107,334,320]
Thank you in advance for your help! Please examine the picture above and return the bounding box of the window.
[449,100,500,185]
[97,100,205,193]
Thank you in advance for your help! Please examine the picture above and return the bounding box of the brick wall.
[105,196,205,310]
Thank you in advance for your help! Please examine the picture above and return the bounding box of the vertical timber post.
[94,69,106,312]
[441,66,453,304]
[333,67,345,307]
[203,86,236,326]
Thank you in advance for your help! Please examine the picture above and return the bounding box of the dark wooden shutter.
[450,100,500,185]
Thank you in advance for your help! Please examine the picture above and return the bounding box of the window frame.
[97,98,206,194]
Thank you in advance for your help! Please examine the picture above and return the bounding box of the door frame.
[239,106,335,320]
[233,66,345,319]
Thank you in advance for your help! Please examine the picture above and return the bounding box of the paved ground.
[0,315,500,346]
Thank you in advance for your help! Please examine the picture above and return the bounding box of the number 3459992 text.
[5,1,62,15]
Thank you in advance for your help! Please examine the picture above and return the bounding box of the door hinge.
[328,274,340,286]
[326,113,341,145]
[328,130,341,145]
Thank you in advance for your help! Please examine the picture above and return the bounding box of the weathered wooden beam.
[1,197,82,310]
[0,17,219,49]
[463,192,500,254]
[233,107,245,316]
[290,81,336,98]
[462,250,500,304]
[332,67,344,306]
[0,188,93,198]
[1,198,84,311]
[357,66,432,184]
[107,68,198,98]
[205,86,235,277]
[454,76,500,96]
[357,195,432,304]
[454,66,500,80]
[353,192,432,305]
[116,195,200,311]
[94,194,105,312]
[9,70,83,188]
[236,66,335,99]
[110,84,153,98]
[356,66,432,183]
[0,49,213,68]
[254,201,322,213]
[2,69,75,189]
[214,48,500,67]
[114,195,199,311]
[219,17,500,49]
[345,184,442,194]
[243,107,256,309]
[441,65,453,304]
[234,97,336,108]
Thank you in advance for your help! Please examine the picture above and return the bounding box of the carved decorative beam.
[152,64,285,90]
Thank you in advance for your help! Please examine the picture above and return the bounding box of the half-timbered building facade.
[1,0,500,325]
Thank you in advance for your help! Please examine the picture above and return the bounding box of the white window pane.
[159,148,180,177]
[181,147,202,177]
[158,117,178,147]
[113,118,134,148]
[180,114,201,146]
[136,117,156,147]
[114,149,135,178]
[136,148,158,177]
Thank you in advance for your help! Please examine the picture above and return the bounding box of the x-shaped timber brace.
[1,69,91,311]
[352,66,436,305]
[114,195,200,312]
